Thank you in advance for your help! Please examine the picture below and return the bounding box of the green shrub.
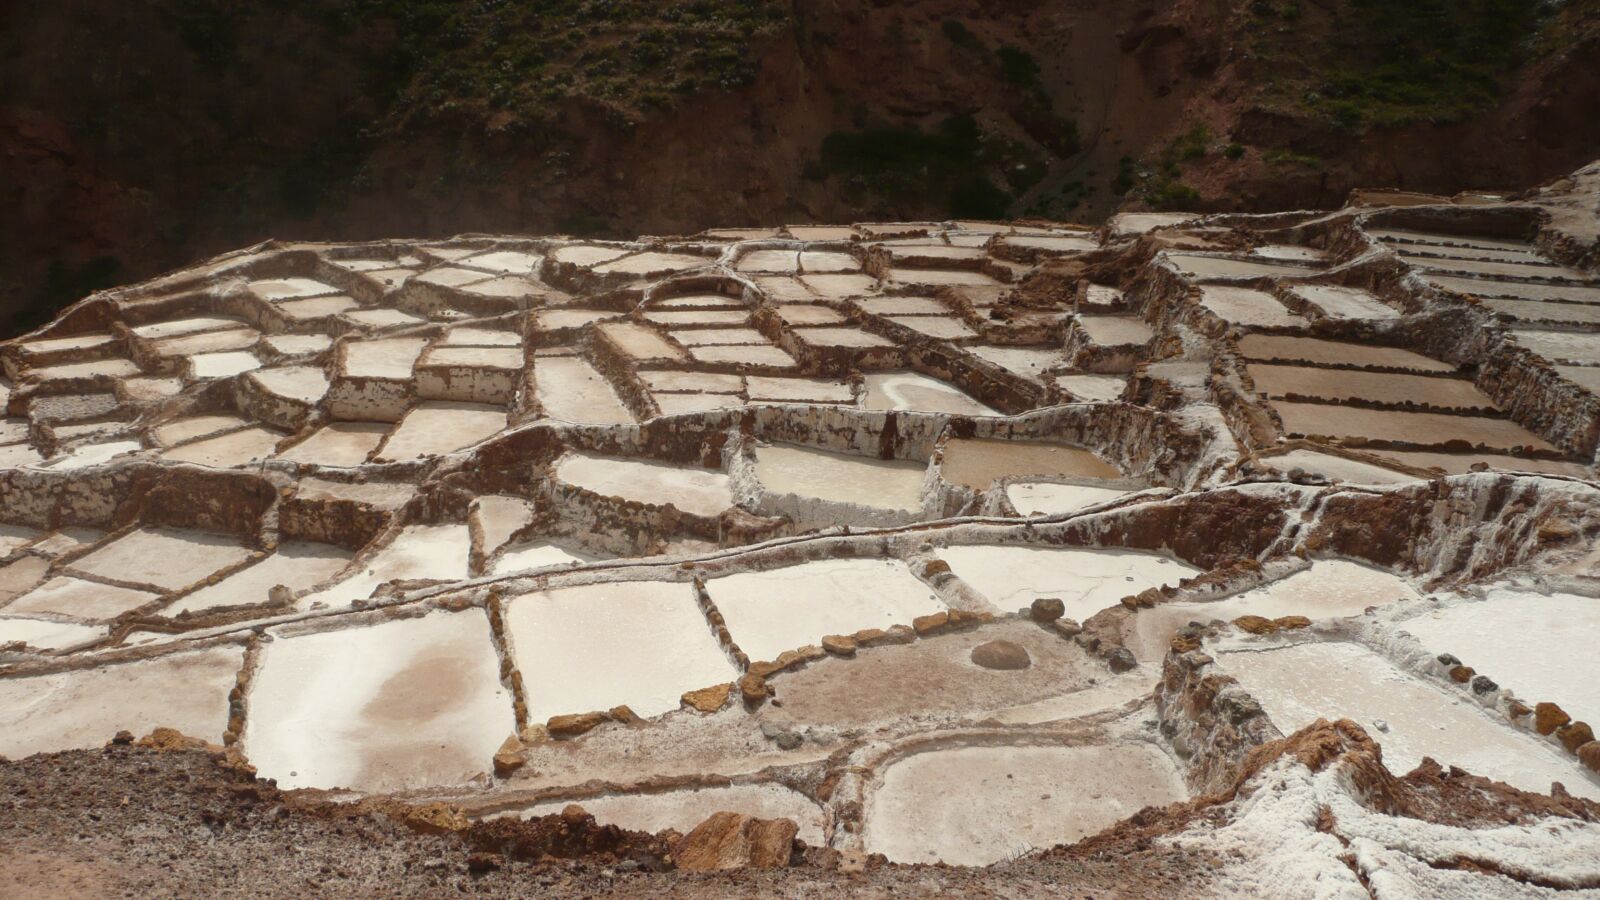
[1166,124,1210,163]
[996,45,1041,86]
[1112,157,1137,195]
[1264,148,1322,167]
[948,177,1013,219]
[1250,0,1554,129]
[941,20,981,49]
[1149,181,1201,210]
[816,115,1021,217]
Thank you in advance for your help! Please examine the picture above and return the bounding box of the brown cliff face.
[4,0,1598,336]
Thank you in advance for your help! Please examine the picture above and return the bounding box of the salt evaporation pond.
[705,558,946,662]
[935,545,1198,621]
[864,744,1187,865]
[243,609,513,792]
[1219,641,1600,800]
[1400,588,1600,727]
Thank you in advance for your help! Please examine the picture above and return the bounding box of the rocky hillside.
[4,0,1597,335]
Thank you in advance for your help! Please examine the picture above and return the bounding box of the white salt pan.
[865,744,1186,865]
[243,609,513,792]
[705,558,945,662]
[936,545,1198,621]
[1220,641,1600,800]
[555,452,732,518]
[506,580,736,721]
[1399,588,1600,727]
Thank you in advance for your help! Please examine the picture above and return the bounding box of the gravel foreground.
[0,743,1219,898]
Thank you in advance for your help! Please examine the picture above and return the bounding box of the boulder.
[1537,519,1577,543]
[970,640,1031,670]
[492,734,526,777]
[681,682,733,713]
[1579,741,1600,774]
[858,625,915,647]
[760,723,803,750]
[1535,702,1571,736]
[547,711,607,739]
[821,634,857,657]
[739,673,770,706]
[135,727,209,751]
[1107,648,1138,673]
[912,611,950,636]
[674,812,797,871]
[1029,597,1065,623]
[1558,721,1594,754]
[1052,617,1084,639]
[1233,615,1277,635]
[405,803,469,835]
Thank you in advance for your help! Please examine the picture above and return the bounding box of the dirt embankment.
[4,0,1598,336]
[0,737,1218,897]
[4,717,1594,897]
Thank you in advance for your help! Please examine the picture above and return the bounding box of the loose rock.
[1535,702,1571,736]
[681,683,733,713]
[821,634,857,657]
[674,812,797,871]
[1107,648,1138,673]
[1029,597,1066,623]
[547,712,607,739]
[970,640,1031,670]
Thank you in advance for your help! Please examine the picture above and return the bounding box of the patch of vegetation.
[1112,156,1137,196]
[1264,148,1322,167]
[1118,125,1212,210]
[555,211,616,237]
[1022,179,1093,219]
[814,114,1032,218]
[278,134,373,218]
[10,256,124,336]
[948,176,1013,219]
[1249,0,1563,130]
[170,0,241,67]
[1168,124,1210,162]
[991,44,1079,158]
[1148,180,1201,209]
[1528,0,1600,56]
[941,20,981,50]
[1224,142,1246,160]
[996,45,1042,87]
[304,0,793,125]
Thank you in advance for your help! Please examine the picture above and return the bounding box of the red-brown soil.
[4,0,1598,336]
